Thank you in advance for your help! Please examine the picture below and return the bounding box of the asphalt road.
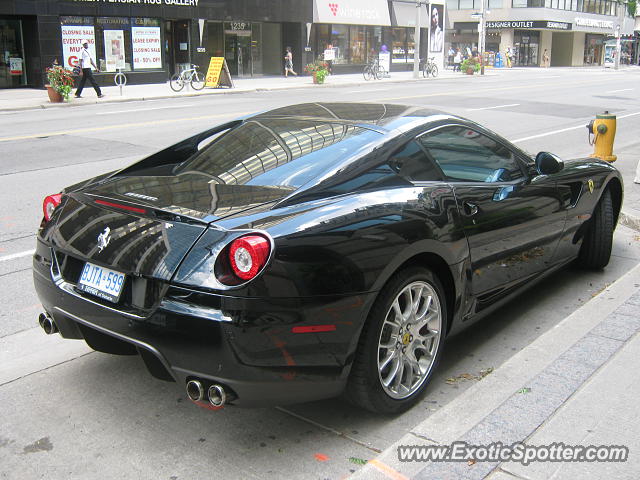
[1,67,639,480]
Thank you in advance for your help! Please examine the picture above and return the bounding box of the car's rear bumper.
[33,242,377,407]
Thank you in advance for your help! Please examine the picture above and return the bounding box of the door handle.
[463,201,479,216]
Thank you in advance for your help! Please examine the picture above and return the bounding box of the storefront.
[0,0,308,88]
[310,0,391,73]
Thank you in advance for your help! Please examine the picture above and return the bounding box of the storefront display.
[61,23,96,70]
[104,29,125,71]
[132,26,162,69]
[0,18,27,87]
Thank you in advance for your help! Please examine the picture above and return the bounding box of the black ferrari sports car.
[33,103,622,413]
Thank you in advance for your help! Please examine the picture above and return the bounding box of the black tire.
[190,71,205,90]
[578,188,614,269]
[346,267,447,414]
[376,66,387,79]
[170,73,184,92]
[430,64,439,78]
[363,67,373,81]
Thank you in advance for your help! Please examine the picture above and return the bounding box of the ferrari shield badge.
[588,179,595,194]
[97,227,111,252]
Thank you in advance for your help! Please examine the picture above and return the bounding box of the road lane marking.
[467,103,520,111]
[0,111,248,143]
[368,459,410,480]
[606,88,633,93]
[379,78,612,102]
[511,110,640,143]
[0,249,35,262]
[96,104,195,115]
[347,88,391,94]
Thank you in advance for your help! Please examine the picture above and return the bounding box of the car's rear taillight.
[43,194,62,222]
[228,235,270,281]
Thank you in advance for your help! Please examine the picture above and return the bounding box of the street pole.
[479,0,486,75]
[614,0,624,70]
[413,0,422,79]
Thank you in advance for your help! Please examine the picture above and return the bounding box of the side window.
[417,126,524,183]
[387,140,442,182]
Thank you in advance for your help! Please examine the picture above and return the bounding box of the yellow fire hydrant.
[586,111,617,162]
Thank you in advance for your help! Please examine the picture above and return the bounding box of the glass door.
[0,19,27,87]
[224,31,252,77]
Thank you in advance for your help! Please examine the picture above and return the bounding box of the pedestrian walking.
[75,40,103,98]
[506,47,513,68]
[542,49,550,68]
[284,46,297,77]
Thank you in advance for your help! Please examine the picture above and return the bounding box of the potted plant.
[45,64,75,102]
[304,60,329,84]
[460,57,481,75]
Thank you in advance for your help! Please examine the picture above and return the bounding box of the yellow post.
[588,112,617,162]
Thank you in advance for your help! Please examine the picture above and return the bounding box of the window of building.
[330,24,349,64]
[417,127,523,183]
[0,18,27,87]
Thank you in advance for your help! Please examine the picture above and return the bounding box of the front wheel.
[363,67,373,81]
[170,73,184,92]
[578,188,614,269]
[430,64,439,78]
[190,71,205,90]
[346,267,446,413]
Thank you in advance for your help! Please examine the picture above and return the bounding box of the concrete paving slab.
[499,333,640,480]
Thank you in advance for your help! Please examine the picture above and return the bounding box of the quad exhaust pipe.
[38,312,58,335]
[186,379,227,407]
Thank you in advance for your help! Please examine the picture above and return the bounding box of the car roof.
[246,102,460,134]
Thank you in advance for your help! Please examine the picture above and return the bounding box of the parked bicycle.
[170,64,205,92]
[421,57,439,78]
[363,57,387,81]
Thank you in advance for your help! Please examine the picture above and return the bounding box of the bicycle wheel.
[376,66,387,80]
[363,66,373,81]
[170,73,184,92]
[430,64,439,78]
[190,71,205,90]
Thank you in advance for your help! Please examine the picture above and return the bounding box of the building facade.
[1,0,635,89]
[446,0,636,66]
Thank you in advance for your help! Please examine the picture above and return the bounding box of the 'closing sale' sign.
[61,26,96,69]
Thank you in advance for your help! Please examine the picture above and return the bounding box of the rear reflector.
[291,325,337,334]
[95,199,147,214]
[43,194,62,222]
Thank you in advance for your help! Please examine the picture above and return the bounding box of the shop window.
[392,28,407,63]
[95,17,132,72]
[330,25,348,64]
[446,0,459,11]
[349,26,366,64]
[0,19,27,87]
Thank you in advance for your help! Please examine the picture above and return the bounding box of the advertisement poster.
[61,25,96,70]
[428,4,444,52]
[132,26,162,69]
[9,58,23,75]
[104,30,125,71]
[205,57,233,88]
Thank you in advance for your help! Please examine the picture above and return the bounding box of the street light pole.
[413,0,423,79]
[479,0,486,75]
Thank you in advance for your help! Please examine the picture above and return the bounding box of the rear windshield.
[175,119,382,189]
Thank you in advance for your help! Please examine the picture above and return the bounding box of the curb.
[0,71,494,113]
[620,210,640,233]
[349,262,640,480]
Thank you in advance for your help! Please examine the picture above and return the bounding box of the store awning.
[313,0,391,26]
[391,2,428,28]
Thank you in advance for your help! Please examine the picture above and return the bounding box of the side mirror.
[535,152,564,175]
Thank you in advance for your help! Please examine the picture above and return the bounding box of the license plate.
[77,262,125,303]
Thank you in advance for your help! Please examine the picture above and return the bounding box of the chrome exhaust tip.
[207,384,226,407]
[186,380,204,402]
[38,313,58,335]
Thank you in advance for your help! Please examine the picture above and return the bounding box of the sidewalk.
[350,262,640,480]
[0,69,468,112]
